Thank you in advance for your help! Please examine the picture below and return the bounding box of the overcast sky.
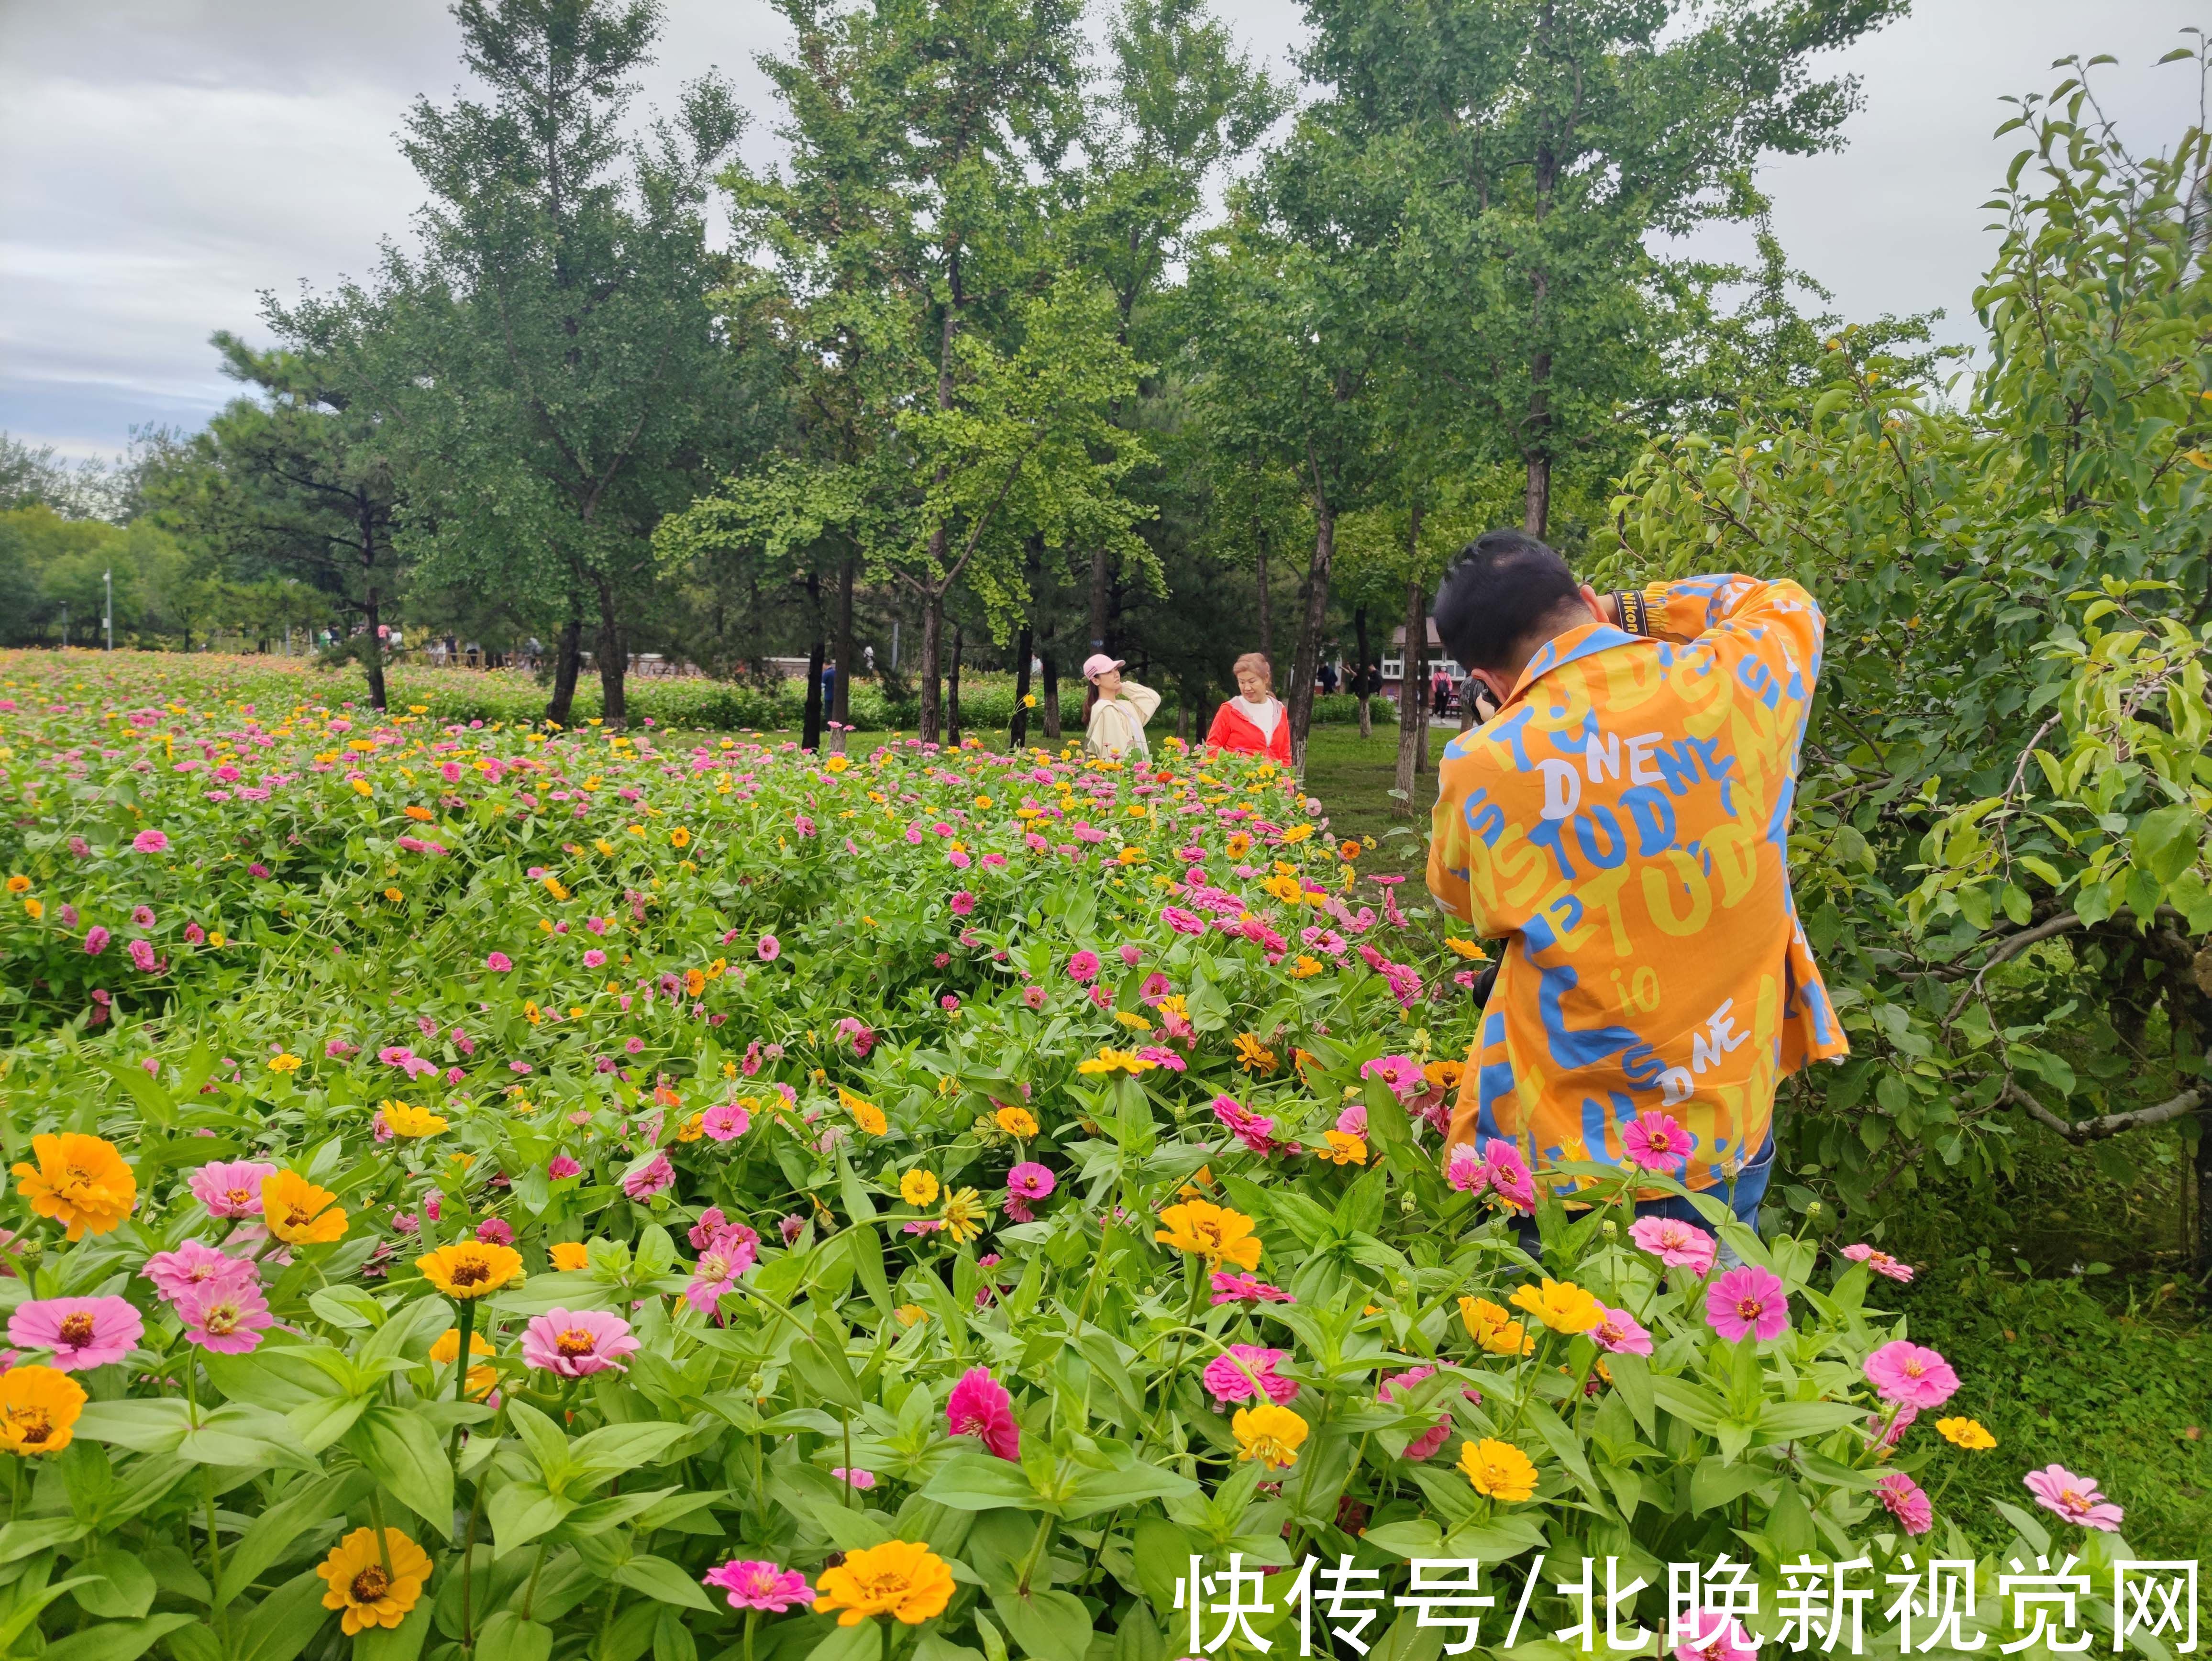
[1,0,2203,461]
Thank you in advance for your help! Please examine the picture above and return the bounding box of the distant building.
[1376,619,1465,706]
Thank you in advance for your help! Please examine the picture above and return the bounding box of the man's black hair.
[1431,529,1586,673]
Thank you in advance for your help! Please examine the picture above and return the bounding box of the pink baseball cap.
[1081,653,1125,680]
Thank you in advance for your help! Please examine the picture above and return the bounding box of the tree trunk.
[1353,602,1371,740]
[1257,524,1272,664]
[547,611,583,725]
[802,571,825,751]
[1041,644,1061,741]
[1524,442,1551,540]
[363,587,388,712]
[1287,497,1335,771]
[947,622,963,748]
[833,555,854,729]
[918,584,944,743]
[1088,546,1109,654]
[1394,568,1428,815]
[1010,624,1033,752]
[594,578,626,731]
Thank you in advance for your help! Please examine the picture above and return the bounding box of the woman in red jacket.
[1206,653,1293,760]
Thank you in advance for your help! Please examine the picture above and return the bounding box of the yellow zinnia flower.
[262,1171,347,1244]
[995,1106,1039,1138]
[1233,1032,1279,1074]
[267,1053,302,1074]
[416,1241,524,1300]
[1458,1296,1534,1356]
[550,1242,590,1272]
[1154,1199,1262,1271]
[0,1365,86,1456]
[380,1101,449,1139]
[1232,1404,1308,1471]
[900,1169,940,1207]
[940,1188,988,1244]
[837,1086,887,1136]
[1460,1438,1537,1502]
[1288,955,1323,979]
[1319,1131,1368,1166]
[11,1133,135,1240]
[316,1527,433,1635]
[812,1539,954,1627]
[1509,1278,1604,1334]
[429,1328,498,1398]
[1075,1047,1153,1076]
[1936,1417,1996,1450]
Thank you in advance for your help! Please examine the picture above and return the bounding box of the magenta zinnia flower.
[188,1159,279,1219]
[177,1282,273,1354]
[485,952,512,972]
[1874,1471,1934,1535]
[756,934,780,962]
[950,890,975,916]
[521,1308,641,1377]
[10,1296,144,1370]
[1630,1215,1718,1274]
[1863,1340,1959,1409]
[144,1238,257,1304]
[548,1154,582,1179]
[1589,1303,1654,1356]
[1210,1272,1294,1306]
[1066,949,1100,984]
[1704,1265,1788,1342]
[1480,1140,1537,1211]
[131,829,170,853]
[703,1560,811,1614]
[832,1466,876,1490]
[702,1102,751,1141]
[946,1366,1021,1460]
[1202,1345,1299,1406]
[2023,1464,2124,1531]
[1444,1143,1487,1194]
[83,925,111,955]
[1672,1610,1759,1661]
[1006,1162,1055,1201]
[1211,1094,1277,1155]
[1620,1109,1692,1174]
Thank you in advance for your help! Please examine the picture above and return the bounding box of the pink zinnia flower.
[835,1017,875,1057]
[476,1218,514,1246]
[621,1150,675,1201]
[832,1467,875,1490]
[144,1238,257,1304]
[2024,1464,2124,1531]
[127,938,158,974]
[189,1159,278,1218]
[1210,1272,1294,1306]
[583,949,607,969]
[756,934,780,962]
[1672,1610,1759,1661]
[1863,1340,1959,1409]
[131,905,155,928]
[548,1154,582,1180]
[485,952,512,972]
[1705,1265,1789,1342]
[1335,1104,1369,1140]
[685,1228,760,1313]
[1360,1055,1424,1102]
[132,829,170,853]
[10,1296,144,1370]
[1021,985,1046,1010]
[177,1282,273,1354]
[946,1366,1021,1460]
[1620,1109,1692,1174]
[1629,1215,1718,1274]
[950,890,975,917]
[1117,942,1142,967]
[1202,1345,1298,1406]
[688,1207,732,1250]
[1589,1304,1654,1356]
[1006,1162,1055,1201]
[1066,950,1100,984]
[703,1561,812,1613]
[1445,1143,1487,1194]
[1162,906,1204,935]
[521,1308,641,1377]
[1376,1367,1450,1460]
[1480,1140,1537,1212]
[1211,1094,1277,1155]
[703,1102,751,1141]
[1874,1471,1934,1535]
[83,925,110,955]
[1840,1243,1915,1283]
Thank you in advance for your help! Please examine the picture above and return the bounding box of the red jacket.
[1206,698,1292,760]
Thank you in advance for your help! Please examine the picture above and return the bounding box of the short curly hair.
[1230,653,1273,691]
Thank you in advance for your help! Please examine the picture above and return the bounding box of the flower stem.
[448,1296,476,1463]
[366,1487,398,1584]
[1015,1510,1056,1595]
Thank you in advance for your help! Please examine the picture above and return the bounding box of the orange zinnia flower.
[417,1241,524,1300]
[549,1242,590,1271]
[262,1171,348,1244]
[812,1540,955,1627]
[11,1133,135,1240]
[0,1365,86,1455]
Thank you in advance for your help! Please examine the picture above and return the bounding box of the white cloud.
[0,0,2202,458]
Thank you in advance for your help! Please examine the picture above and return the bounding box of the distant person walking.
[1082,653,1158,761]
[1205,652,1292,760]
[1431,666,1451,718]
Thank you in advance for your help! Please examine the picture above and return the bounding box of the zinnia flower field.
[0,654,2169,1661]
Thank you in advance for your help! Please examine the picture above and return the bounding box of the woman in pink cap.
[1081,653,1159,761]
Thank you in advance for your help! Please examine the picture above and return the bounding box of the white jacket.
[1085,679,1160,760]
